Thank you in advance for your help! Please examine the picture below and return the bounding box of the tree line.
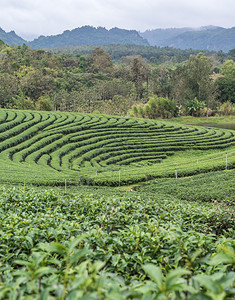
[0,40,234,117]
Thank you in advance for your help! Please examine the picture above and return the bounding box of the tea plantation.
[0,109,234,299]
[0,109,234,186]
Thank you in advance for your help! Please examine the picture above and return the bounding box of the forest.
[0,40,234,117]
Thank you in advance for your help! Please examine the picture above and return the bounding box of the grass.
[169,115,235,125]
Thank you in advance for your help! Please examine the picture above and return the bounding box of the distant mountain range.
[0,26,149,48]
[140,26,235,52]
[0,25,234,52]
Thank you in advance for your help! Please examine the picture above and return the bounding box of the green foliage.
[0,73,19,108]
[89,47,113,73]
[132,96,178,119]
[216,60,235,104]
[12,92,35,110]
[49,44,218,63]
[131,56,148,99]
[36,94,53,111]
[0,40,226,116]
[228,48,235,61]
[0,109,234,186]
[0,108,234,299]
[221,60,235,78]
[184,53,215,109]
[0,185,234,298]
[185,97,205,116]
[216,76,235,103]
[219,102,235,115]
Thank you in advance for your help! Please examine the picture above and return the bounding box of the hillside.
[27,26,149,48]
[140,27,194,46]
[167,27,235,52]
[141,26,235,52]
[0,109,234,186]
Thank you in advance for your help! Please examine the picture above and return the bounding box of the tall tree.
[131,56,148,99]
[221,60,235,78]
[150,66,173,98]
[216,59,235,103]
[0,74,19,108]
[89,47,113,73]
[184,53,216,113]
[228,49,235,61]
[20,69,56,101]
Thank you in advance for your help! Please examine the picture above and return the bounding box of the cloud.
[0,0,234,40]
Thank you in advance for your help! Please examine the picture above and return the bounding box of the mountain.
[0,27,26,45]
[140,26,235,52]
[140,27,194,46]
[1,25,234,52]
[28,26,149,48]
[166,27,235,52]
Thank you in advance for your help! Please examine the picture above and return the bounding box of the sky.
[0,0,234,41]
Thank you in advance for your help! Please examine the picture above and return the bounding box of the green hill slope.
[0,109,234,186]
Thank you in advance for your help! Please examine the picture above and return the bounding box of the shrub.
[131,96,178,119]
[219,101,235,115]
[185,97,205,116]
[36,94,53,111]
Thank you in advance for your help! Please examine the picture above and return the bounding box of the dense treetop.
[0,40,234,116]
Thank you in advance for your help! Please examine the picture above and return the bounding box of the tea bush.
[0,185,234,299]
[0,109,234,186]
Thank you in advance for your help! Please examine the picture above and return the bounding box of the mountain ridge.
[28,26,149,48]
[0,25,234,52]
[140,26,235,52]
[0,27,25,45]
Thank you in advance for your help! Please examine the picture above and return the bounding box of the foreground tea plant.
[0,185,234,299]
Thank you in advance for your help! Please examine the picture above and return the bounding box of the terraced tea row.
[0,109,234,185]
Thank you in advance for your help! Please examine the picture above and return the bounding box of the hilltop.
[0,27,25,45]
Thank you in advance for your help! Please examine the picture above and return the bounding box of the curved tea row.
[0,109,234,185]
